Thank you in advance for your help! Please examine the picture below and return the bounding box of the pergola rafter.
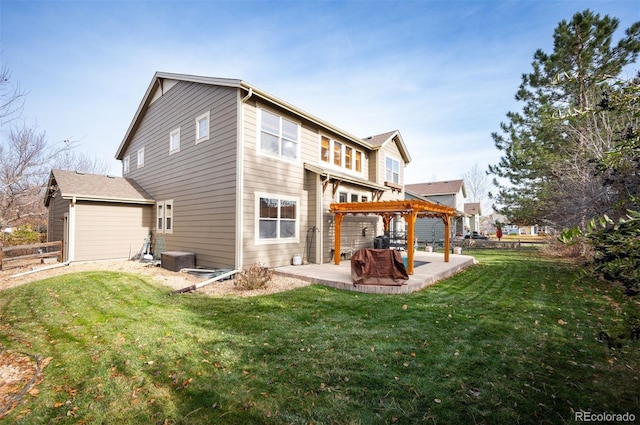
[329,199,459,274]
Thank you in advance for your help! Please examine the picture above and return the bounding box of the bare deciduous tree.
[0,125,76,228]
[1,64,110,229]
[0,65,27,126]
[462,163,491,213]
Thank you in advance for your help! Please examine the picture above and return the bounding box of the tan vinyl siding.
[378,141,405,201]
[120,81,239,269]
[74,202,152,261]
[241,101,310,267]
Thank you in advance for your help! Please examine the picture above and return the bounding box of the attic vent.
[75,171,85,175]
[107,175,117,179]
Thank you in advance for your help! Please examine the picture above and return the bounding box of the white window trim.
[164,200,173,234]
[255,192,300,245]
[137,147,145,168]
[319,134,364,175]
[123,155,130,174]
[169,128,181,154]
[195,111,210,144]
[337,191,366,203]
[385,154,401,185]
[156,202,164,233]
[257,108,301,163]
[156,200,174,234]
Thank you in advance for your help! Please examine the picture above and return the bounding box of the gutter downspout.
[12,261,71,278]
[170,269,240,295]
[242,87,253,103]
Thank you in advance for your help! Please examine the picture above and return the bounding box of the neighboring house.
[44,170,154,262]
[464,202,482,234]
[405,180,468,244]
[47,72,412,269]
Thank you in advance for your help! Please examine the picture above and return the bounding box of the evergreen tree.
[489,10,640,230]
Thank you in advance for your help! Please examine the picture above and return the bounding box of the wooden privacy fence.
[0,241,63,270]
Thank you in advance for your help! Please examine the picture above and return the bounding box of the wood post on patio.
[333,213,344,266]
[443,215,450,263]
[401,210,417,274]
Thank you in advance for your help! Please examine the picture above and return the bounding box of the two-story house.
[405,180,469,244]
[46,72,410,269]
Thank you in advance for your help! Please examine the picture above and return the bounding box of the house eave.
[60,194,156,205]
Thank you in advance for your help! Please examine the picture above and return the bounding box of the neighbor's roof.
[44,169,155,207]
[464,202,481,215]
[116,71,410,162]
[405,180,466,197]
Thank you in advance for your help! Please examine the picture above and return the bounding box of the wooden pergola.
[329,199,459,274]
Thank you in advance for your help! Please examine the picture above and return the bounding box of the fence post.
[0,242,3,271]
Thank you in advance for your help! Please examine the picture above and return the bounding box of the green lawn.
[1,250,638,424]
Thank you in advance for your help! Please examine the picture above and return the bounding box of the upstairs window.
[320,135,363,174]
[259,109,299,160]
[345,146,353,169]
[195,111,210,144]
[333,141,342,166]
[123,155,130,174]
[137,148,145,168]
[355,151,362,172]
[321,136,330,162]
[170,128,181,154]
[385,156,400,184]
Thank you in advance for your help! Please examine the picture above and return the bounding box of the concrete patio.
[275,251,477,294]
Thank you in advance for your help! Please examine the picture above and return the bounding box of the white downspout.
[235,89,252,270]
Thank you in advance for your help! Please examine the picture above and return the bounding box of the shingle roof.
[464,202,481,215]
[361,130,411,163]
[45,169,154,206]
[362,130,398,147]
[405,180,465,196]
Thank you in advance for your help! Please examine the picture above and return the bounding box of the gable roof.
[116,71,393,160]
[362,130,411,164]
[405,179,467,198]
[44,169,154,207]
[464,202,481,215]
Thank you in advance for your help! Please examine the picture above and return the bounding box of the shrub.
[560,211,640,295]
[1,224,45,246]
[234,263,272,290]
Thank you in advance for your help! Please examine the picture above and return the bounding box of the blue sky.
[2,0,639,184]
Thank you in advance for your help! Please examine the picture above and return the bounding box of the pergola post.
[403,211,417,274]
[443,215,450,263]
[334,213,344,265]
